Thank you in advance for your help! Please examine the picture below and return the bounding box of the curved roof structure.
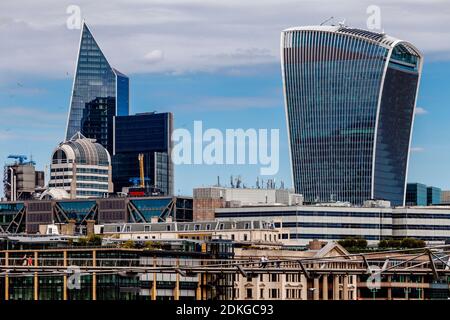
[52,132,111,166]
[39,188,71,200]
[282,25,422,58]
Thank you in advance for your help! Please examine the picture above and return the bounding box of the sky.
[0,0,449,196]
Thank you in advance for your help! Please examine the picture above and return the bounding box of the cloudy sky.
[0,0,450,195]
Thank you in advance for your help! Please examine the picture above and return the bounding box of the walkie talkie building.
[281,26,423,206]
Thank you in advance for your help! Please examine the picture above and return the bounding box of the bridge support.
[34,251,38,301]
[4,252,9,301]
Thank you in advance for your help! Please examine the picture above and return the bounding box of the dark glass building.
[66,22,129,155]
[281,26,423,206]
[406,183,427,206]
[427,186,442,206]
[112,112,173,195]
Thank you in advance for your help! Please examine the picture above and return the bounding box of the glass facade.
[406,183,427,206]
[427,186,442,206]
[281,26,422,205]
[112,113,173,195]
[66,23,129,155]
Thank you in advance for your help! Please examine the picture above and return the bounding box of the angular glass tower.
[66,22,129,155]
[281,26,423,206]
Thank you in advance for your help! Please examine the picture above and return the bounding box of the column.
[196,274,202,300]
[333,275,340,300]
[313,277,320,300]
[202,273,207,300]
[174,259,180,300]
[342,275,348,301]
[63,251,68,301]
[34,251,38,301]
[4,251,9,301]
[387,276,392,300]
[151,257,157,300]
[92,250,97,301]
[322,275,328,300]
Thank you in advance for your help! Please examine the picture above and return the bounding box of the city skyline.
[1,1,450,196]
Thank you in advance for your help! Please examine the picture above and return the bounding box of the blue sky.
[0,0,449,196]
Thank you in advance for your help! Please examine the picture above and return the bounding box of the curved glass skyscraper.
[281,26,423,206]
[66,22,129,155]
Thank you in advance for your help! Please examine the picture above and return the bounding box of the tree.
[122,240,135,249]
[87,234,102,246]
[338,237,367,250]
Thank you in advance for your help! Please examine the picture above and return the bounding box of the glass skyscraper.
[281,26,423,206]
[66,22,129,155]
[112,112,174,196]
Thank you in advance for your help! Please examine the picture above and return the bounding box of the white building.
[48,132,113,199]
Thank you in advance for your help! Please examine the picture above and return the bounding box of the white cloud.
[411,147,425,153]
[415,107,428,115]
[143,49,164,63]
[0,0,449,78]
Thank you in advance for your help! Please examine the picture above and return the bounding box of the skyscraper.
[281,26,423,206]
[112,112,174,196]
[66,22,129,155]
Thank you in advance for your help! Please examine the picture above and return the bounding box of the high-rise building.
[406,183,427,206]
[48,132,113,199]
[112,112,173,195]
[281,26,423,206]
[66,22,129,155]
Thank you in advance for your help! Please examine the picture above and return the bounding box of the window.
[260,289,264,299]
[270,288,279,299]
[246,289,253,299]
[144,226,150,232]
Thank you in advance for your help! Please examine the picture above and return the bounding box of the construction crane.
[7,154,36,165]
[138,153,145,188]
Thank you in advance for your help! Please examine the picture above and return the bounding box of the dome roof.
[52,132,111,166]
[40,188,70,200]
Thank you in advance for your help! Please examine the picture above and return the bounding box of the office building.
[66,22,129,155]
[97,219,281,245]
[406,183,427,206]
[3,155,45,201]
[441,191,450,204]
[427,186,441,205]
[281,26,423,205]
[0,195,192,234]
[193,186,303,221]
[112,112,173,195]
[48,132,113,201]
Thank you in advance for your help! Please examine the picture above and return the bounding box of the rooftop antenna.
[320,16,334,26]
[230,175,234,188]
